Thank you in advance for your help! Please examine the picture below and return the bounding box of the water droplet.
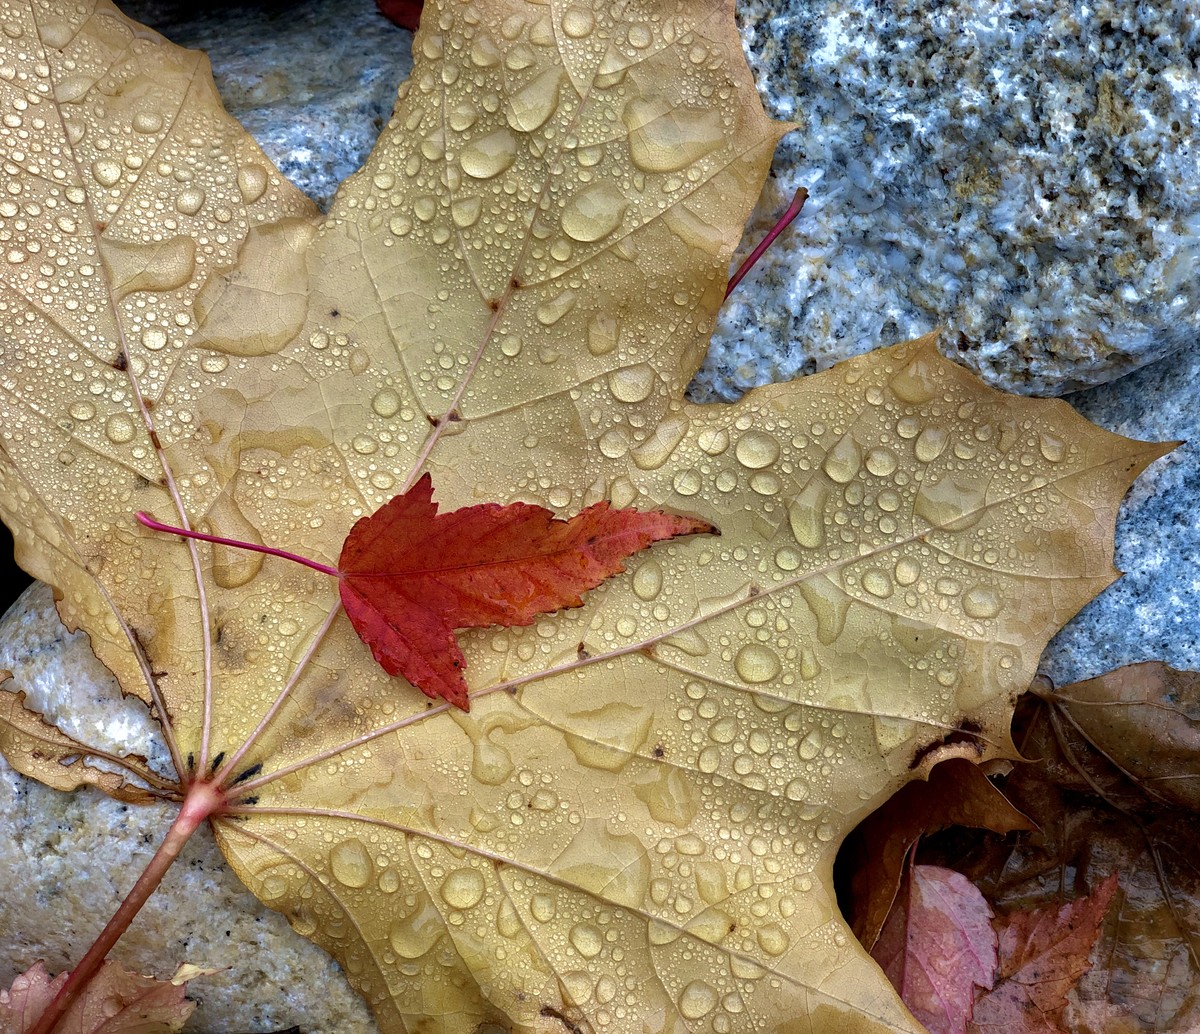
[788,484,827,548]
[91,158,121,187]
[561,182,626,243]
[892,356,939,403]
[472,739,514,785]
[608,363,655,403]
[628,23,652,48]
[1039,433,1065,462]
[624,97,724,173]
[586,313,619,356]
[698,427,729,456]
[914,426,949,463]
[260,874,288,900]
[569,922,603,959]
[632,559,663,600]
[756,924,790,956]
[141,327,168,351]
[822,437,862,483]
[175,187,205,215]
[865,447,897,477]
[537,289,578,326]
[561,7,595,37]
[962,586,1001,619]
[531,893,556,922]
[672,468,702,495]
[132,111,162,134]
[861,569,893,599]
[389,896,442,958]
[237,164,269,204]
[679,980,718,1020]
[735,430,779,469]
[506,68,563,133]
[68,400,95,422]
[372,388,403,418]
[329,838,373,888]
[440,867,485,909]
[104,413,136,445]
[894,557,920,585]
[914,476,985,532]
[560,969,594,1005]
[734,644,781,683]
[785,778,809,801]
[451,196,482,228]
[460,129,518,179]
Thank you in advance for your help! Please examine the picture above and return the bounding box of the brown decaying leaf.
[1039,662,1200,810]
[0,0,1170,1030]
[840,757,1035,951]
[923,686,1200,1033]
[969,875,1119,1034]
[0,960,194,1033]
[872,863,997,1034]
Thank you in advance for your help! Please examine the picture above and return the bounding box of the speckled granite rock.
[703,0,1200,397]
[0,585,376,1034]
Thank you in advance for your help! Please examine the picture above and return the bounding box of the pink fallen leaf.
[0,959,195,1033]
[873,863,997,1034]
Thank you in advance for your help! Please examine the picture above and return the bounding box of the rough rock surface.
[710,0,1200,397]
[2,1,1197,1032]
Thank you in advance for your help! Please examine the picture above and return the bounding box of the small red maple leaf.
[138,476,713,710]
[375,0,423,31]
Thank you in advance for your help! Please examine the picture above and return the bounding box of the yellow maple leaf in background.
[0,0,1167,1031]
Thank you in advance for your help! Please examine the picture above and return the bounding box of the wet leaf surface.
[0,0,1169,1029]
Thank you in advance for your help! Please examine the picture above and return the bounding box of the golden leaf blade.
[0,0,1171,1032]
[0,678,157,804]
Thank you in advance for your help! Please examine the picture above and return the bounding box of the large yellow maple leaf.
[0,1,1166,1031]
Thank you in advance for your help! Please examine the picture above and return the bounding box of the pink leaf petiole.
[724,185,808,299]
[135,511,339,578]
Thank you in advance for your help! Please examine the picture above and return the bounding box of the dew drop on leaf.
[329,838,373,888]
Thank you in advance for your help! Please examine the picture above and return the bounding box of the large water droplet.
[91,158,121,187]
[962,586,1001,619]
[104,413,136,445]
[822,437,862,483]
[237,164,269,204]
[460,129,518,179]
[914,426,949,463]
[388,895,442,958]
[561,7,595,37]
[608,363,655,403]
[506,68,563,133]
[756,924,790,956]
[788,483,827,548]
[329,838,373,888]
[561,182,626,243]
[678,980,718,1020]
[569,923,603,959]
[624,96,724,173]
[734,644,781,683]
[586,313,619,356]
[735,430,779,469]
[440,867,485,909]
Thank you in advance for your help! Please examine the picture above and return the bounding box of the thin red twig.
[724,185,808,299]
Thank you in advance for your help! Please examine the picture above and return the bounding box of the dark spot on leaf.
[112,352,128,371]
[232,762,263,785]
[539,1006,583,1034]
[209,751,225,773]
